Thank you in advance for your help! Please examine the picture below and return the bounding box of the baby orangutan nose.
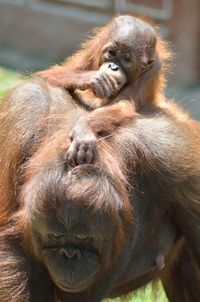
[59,247,81,260]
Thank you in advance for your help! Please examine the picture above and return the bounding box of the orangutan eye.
[75,234,91,241]
[122,56,131,63]
[49,233,64,240]
[108,49,116,57]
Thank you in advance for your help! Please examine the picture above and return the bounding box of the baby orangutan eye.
[108,49,116,57]
[122,56,132,64]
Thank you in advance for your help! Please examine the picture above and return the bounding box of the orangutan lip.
[58,283,71,289]
[57,280,87,292]
[57,282,77,292]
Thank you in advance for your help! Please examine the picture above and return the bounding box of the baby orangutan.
[37,15,161,110]
[37,15,168,164]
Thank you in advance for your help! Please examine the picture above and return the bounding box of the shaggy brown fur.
[0,15,200,302]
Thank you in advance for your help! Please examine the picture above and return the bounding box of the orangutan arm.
[67,101,137,164]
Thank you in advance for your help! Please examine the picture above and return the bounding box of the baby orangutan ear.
[140,55,161,79]
[141,55,156,72]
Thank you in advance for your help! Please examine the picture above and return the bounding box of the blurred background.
[0,1,199,301]
[0,0,200,118]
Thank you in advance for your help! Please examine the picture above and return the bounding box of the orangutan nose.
[59,247,81,260]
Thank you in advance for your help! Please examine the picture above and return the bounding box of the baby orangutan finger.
[67,141,80,163]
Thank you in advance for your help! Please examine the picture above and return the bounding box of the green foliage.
[104,281,168,302]
[0,67,22,97]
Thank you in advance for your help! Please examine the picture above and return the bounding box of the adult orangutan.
[0,15,200,302]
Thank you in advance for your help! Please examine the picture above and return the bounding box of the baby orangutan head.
[99,15,158,82]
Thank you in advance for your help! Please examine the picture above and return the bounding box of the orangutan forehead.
[111,15,156,42]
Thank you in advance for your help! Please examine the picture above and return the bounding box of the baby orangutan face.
[100,15,157,82]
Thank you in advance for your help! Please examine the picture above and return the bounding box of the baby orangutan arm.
[67,101,137,165]
[36,63,126,101]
